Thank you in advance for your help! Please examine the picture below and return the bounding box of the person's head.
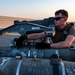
[54,9,68,29]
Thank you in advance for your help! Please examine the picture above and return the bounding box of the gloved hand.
[15,34,27,48]
[44,27,55,37]
[36,42,51,49]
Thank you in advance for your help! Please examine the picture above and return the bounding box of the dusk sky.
[0,0,75,22]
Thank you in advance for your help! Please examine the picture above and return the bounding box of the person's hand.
[44,27,55,37]
[36,42,51,49]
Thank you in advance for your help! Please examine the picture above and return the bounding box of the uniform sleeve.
[68,26,75,36]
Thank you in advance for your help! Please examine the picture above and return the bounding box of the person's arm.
[27,32,46,40]
[51,35,75,48]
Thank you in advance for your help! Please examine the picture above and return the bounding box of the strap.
[56,23,74,32]
[50,54,61,75]
[53,65,60,75]
[56,23,74,35]
[63,23,74,35]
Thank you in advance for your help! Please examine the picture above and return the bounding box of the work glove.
[15,34,27,48]
[44,27,55,37]
[36,42,51,49]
